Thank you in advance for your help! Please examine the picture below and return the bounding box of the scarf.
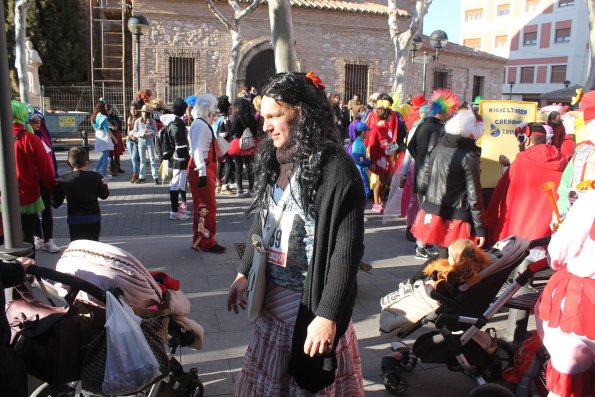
[275,146,296,189]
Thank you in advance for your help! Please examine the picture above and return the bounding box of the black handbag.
[6,286,100,385]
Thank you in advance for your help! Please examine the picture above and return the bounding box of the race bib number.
[264,205,295,268]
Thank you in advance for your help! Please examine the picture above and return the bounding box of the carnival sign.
[478,100,537,188]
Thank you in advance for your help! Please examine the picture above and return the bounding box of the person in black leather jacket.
[411,110,486,258]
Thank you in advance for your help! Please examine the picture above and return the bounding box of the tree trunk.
[15,0,31,104]
[392,30,412,99]
[389,0,431,103]
[226,29,243,98]
[586,0,595,89]
[268,0,298,73]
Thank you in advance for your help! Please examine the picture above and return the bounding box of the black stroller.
[381,236,551,397]
[7,265,204,397]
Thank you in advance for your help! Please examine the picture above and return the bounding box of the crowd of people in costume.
[3,70,595,396]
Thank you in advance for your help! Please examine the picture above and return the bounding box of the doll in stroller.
[6,240,205,397]
[379,235,551,396]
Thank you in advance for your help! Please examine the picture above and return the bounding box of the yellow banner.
[59,116,76,128]
[478,100,537,188]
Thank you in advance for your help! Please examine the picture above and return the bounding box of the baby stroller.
[6,241,204,397]
[380,235,551,397]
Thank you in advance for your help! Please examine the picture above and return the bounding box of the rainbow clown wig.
[427,89,459,118]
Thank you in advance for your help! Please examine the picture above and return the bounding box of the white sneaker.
[236,190,249,198]
[104,174,112,180]
[42,239,61,253]
[179,202,191,215]
[34,236,43,250]
[229,183,238,190]
[169,210,190,221]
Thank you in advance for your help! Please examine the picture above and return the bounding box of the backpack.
[155,123,174,161]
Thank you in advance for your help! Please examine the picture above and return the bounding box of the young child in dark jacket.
[52,147,110,241]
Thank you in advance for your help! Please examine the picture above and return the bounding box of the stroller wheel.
[30,383,76,397]
[468,383,515,397]
[383,370,408,396]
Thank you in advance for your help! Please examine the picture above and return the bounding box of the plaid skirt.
[234,284,364,396]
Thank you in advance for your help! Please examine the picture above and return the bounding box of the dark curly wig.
[233,97,257,133]
[247,72,342,215]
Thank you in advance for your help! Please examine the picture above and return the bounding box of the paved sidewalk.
[34,151,523,396]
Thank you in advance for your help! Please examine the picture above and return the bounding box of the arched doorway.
[244,49,275,92]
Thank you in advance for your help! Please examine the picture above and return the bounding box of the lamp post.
[410,30,448,97]
[508,81,515,100]
[127,14,150,93]
[564,80,571,88]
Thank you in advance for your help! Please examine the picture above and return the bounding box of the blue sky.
[423,0,461,43]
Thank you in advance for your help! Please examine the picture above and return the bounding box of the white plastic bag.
[102,292,161,395]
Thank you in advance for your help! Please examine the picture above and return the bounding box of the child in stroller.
[6,240,205,397]
[380,235,545,396]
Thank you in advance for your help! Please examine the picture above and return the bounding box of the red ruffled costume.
[536,190,595,397]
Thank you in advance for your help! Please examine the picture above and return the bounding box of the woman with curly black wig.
[227,72,365,395]
[229,97,257,196]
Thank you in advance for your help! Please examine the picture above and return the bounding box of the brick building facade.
[132,0,506,103]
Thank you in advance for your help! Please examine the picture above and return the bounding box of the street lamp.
[127,14,150,93]
[508,81,515,100]
[410,30,448,96]
[564,80,571,88]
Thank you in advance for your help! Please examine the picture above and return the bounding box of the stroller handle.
[27,265,107,304]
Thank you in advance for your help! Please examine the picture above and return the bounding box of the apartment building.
[460,0,589,102]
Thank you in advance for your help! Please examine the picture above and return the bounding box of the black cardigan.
[238,144,365,392]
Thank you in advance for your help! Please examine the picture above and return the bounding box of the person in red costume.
[536,190,595,397]
[485,123,567,245]
[10,100,56,256]
[188,94,225,253]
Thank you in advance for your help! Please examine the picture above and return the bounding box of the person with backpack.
[158,98,191,221]
[188,94,225,253]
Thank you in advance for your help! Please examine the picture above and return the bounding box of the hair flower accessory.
[305,71,325,90]
[376,99,391,109]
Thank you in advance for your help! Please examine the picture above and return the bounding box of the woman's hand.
[227,273,247,314]
[304,316,336,357]
[475,236,485,248]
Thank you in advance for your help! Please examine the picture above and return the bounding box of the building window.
[523,31,538,46]
[559,0,574,6]
[555,27,571,43]
[526,0,539,12]
[168,57,195,102]
[465,9,483,21]
[497,4,510,16]
[472,76,484,100]
[520,66,535,83]
[495,35,508,48]
[344,64,368,104]
[464,38,482,50]
[433,69,451,90]
[551,65,567,83]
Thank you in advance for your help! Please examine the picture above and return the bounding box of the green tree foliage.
[4,0,86,89]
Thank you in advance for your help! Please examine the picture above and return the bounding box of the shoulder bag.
[239,127,255,151]
[246,176,295,323]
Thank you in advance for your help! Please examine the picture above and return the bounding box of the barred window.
[433,70,451,90]
[168,57,195,101]
[344,64,368,104]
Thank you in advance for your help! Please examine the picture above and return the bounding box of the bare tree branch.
[237,0,262,20]
[206,0,232,31]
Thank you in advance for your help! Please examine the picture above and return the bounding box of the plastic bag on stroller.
[102,291,160,395]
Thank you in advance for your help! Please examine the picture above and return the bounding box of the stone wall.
[134,0,504,103]
[406,53,505,102]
